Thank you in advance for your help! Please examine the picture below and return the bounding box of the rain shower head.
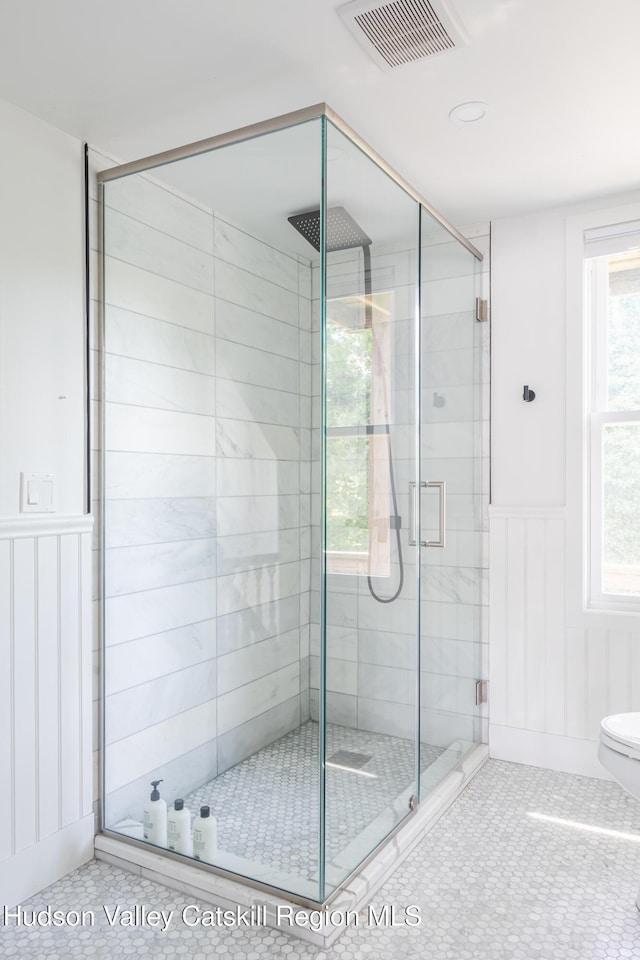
[288,206,371,252]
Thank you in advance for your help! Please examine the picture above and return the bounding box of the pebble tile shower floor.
[4,760,640,959]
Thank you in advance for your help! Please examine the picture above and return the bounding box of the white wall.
[490,190,640,778]
[491,215,566,506]
[0,97,86,516]
[0,97,93,907]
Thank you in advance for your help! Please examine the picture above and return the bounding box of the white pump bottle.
[193,805,217,863]
[167,798,192,855]
[143,779,167,847]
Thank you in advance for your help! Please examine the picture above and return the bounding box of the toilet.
[599,713,640,797]
[599,713,640,910]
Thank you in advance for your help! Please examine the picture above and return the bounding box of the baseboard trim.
[0,814,95,909]
[489,724,614,780]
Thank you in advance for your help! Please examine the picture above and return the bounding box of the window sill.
[587,597,640,617]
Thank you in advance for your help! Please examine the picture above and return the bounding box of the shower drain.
[327,750,373,770]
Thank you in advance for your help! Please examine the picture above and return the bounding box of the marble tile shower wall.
[309,231,489,749]
[89,150,313,824]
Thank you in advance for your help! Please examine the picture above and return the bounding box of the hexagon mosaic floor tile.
[184,722,443,880]
[3,759,640,959]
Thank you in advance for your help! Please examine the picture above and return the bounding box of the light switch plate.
[20,472,56,513]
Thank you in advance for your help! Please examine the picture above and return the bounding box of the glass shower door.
[419,207,487,795]
[320,120,421,898]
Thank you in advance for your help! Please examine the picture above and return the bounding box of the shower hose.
[362,243,405,604]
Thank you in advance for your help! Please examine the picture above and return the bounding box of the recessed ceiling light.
[449,101,488,124]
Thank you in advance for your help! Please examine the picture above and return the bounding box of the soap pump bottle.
[193,805,217,863]
[143,779,167,847]
[167,799,192,856]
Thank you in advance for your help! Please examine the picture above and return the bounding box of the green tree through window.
[325,292,392,572]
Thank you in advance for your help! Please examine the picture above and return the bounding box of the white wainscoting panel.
[0,516,95,908]
[489,506,640,777]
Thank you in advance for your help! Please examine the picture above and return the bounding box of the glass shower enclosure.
[98,104,487,904]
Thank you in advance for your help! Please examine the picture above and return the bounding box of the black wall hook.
[523,385,536,402]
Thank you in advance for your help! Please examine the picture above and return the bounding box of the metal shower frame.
[96,102,482,260]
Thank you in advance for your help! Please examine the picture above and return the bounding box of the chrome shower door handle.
[425,480,446,548]
[408,481,427,547]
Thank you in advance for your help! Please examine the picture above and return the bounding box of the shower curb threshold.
[94,742,488,948]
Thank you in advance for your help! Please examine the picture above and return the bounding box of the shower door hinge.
[475,298,488,322]
[475,679,488,706]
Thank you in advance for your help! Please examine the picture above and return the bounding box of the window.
[586,224,640,605]
[325,289,393,576]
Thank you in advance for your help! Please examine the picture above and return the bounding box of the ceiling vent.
[338,0,468,71]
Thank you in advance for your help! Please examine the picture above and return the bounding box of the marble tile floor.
[184,722,443,881]
[5,760,640,959]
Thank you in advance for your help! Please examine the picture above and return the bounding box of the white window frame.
[584,235,640,612]
[324,284,395,578]
[565,200,640,626]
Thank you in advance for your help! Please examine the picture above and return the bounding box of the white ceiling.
[1,0,639,225]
